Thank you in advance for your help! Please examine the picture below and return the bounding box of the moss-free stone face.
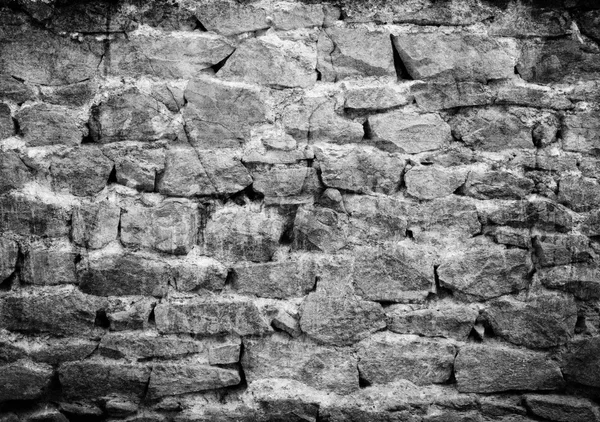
[0,360,53,402]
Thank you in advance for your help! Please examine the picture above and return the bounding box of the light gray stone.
[148,362,240,398]
[21,239,78,286]
[405,165,467,200]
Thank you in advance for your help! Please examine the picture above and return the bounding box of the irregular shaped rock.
[0,151,31,194]
[369,111,452,154]
[562,111,600,154]
[293,206,349,253]
[282,97,364,143]
[194,0,269,35]
[0,286,106,336]
[242,333,358,394]
[386,300,479,341]
[495,82,573,110]
[100,332,240,364]
[183,78,266,148]
[158,145,214,196]
[525,394,600,422]
[0,360,53,402]
[59,359,151,401]
[148,362,240,399]
[352,243,435,304]
[299,292,386,346]
[39,81,95,107]
[315,143,404,195]
[0,332,97,365]
[203,206,285,262]
[218,33,317,88]
[197,148,253,194]
[49,146,114,196]
[0,191,71,237]
[562,337,600,388]
[16,104,84,147]
[480,198,573,232]
[101,142,165,192]
[72,199,120,249]
[78,248,170,298]
[21,239,78,285]
[438,241,532,300]
[250,164,319,202]
[175,252,228,293]
[344,81,413,110]
[0,28,102,85]
[484,292,577,349]
[450,107,534,151]
[317,26,395,81]
[558,176,600,212]
[0,74,35,104]
[105,296,156,332]
[154,296,270,336]
[463,170,534,200]
[0,237,18,282]
[121,198,199,255]
[517,39,600,84]
[392,33,515,82]
[455,344,564,393]
[111,32,234,79]
[357,332,456,385]
[533,234,593,267]
[232,254,317,299]
[405,165,466,200]
[536,265,600,300]
[89,89,179,143]
[0,103,13,139]
[411,81,493,111]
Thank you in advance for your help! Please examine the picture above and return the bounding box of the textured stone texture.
[0,0,598,419]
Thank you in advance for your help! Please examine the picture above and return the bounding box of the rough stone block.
[0,103,13,139]
[0,286,107,336]
[218,33,317,88]
[483,292,577,349]
[16,104,84,147]
[72,199,120,249]
[0,360,53,402]
[405,165,467,200]
[0,150,31,194]
[536,265,600,300]
[438,241,532,300]
[317,26,395,81]
[299,292,386,346]
[183,77,266,148]
[463,170,534,200]
[242,333,359,394]
[121,198,199,255]
[558,176,600,212]
[533,234,593,267]
[89,89,179,143]
[110,32,234,79]
[0,191,71,238]
[148,362,240,399]
[562,337,600,388]
[0,237,18,282]
[455,344,564,393]
[563,111,600,154]
[315,143,404,195]
[392,33,515,82]
[49,146,114,197]
[369,111,452,154]
[59,359,151,401]
[154,296,270,336]
[232,254,317,299]
[21,239,78,286]
[203,205,286,262]
[525,394,600,422]
[101,142,165,192]
[357,332,456,385]
[386,300,479,341]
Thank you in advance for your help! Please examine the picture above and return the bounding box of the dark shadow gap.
[391,35,413,81]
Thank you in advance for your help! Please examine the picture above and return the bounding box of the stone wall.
[1,0,600,420]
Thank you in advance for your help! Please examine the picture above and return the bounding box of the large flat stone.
[242,333,359,395]
[369,111,452,154]
[562,337,600,388]
[110,32,234,79]
[0,286,107,336]
[299,292,386,346]
[525,394,600,422]
[392,33,515,82]
[154,296,270,336]
[317,26,395,81]
[72,199,120,249]
[89,89,179,143]
[121,198,200,255]
[218,33,317,88]
[483,292,577,349]
[148,362,240,399]
[202,205,286,262]
[405,165,467,200]
[21,239,78,286]
[558,176,600,212]
[315,143,404,195]
[49,146,114,197]
[183,77,266,148]
[0,360,53,402]
[59,358,151,401]
[562,111,600,154]
[357,332,456,385]
[232,254,317,299]
[455,344,564,393]
[438,241,532,300]
[536,265,600,300]
[16,104,84,147]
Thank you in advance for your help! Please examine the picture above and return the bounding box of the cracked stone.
[72,199,120,249]
[101,142,165,193]
[16,104,85,147]
[49,146,114,197]
[525,394,600,422]
[405,165,467,200]
[21,238,78,286]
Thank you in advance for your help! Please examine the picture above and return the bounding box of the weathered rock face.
[0,0,597,419]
